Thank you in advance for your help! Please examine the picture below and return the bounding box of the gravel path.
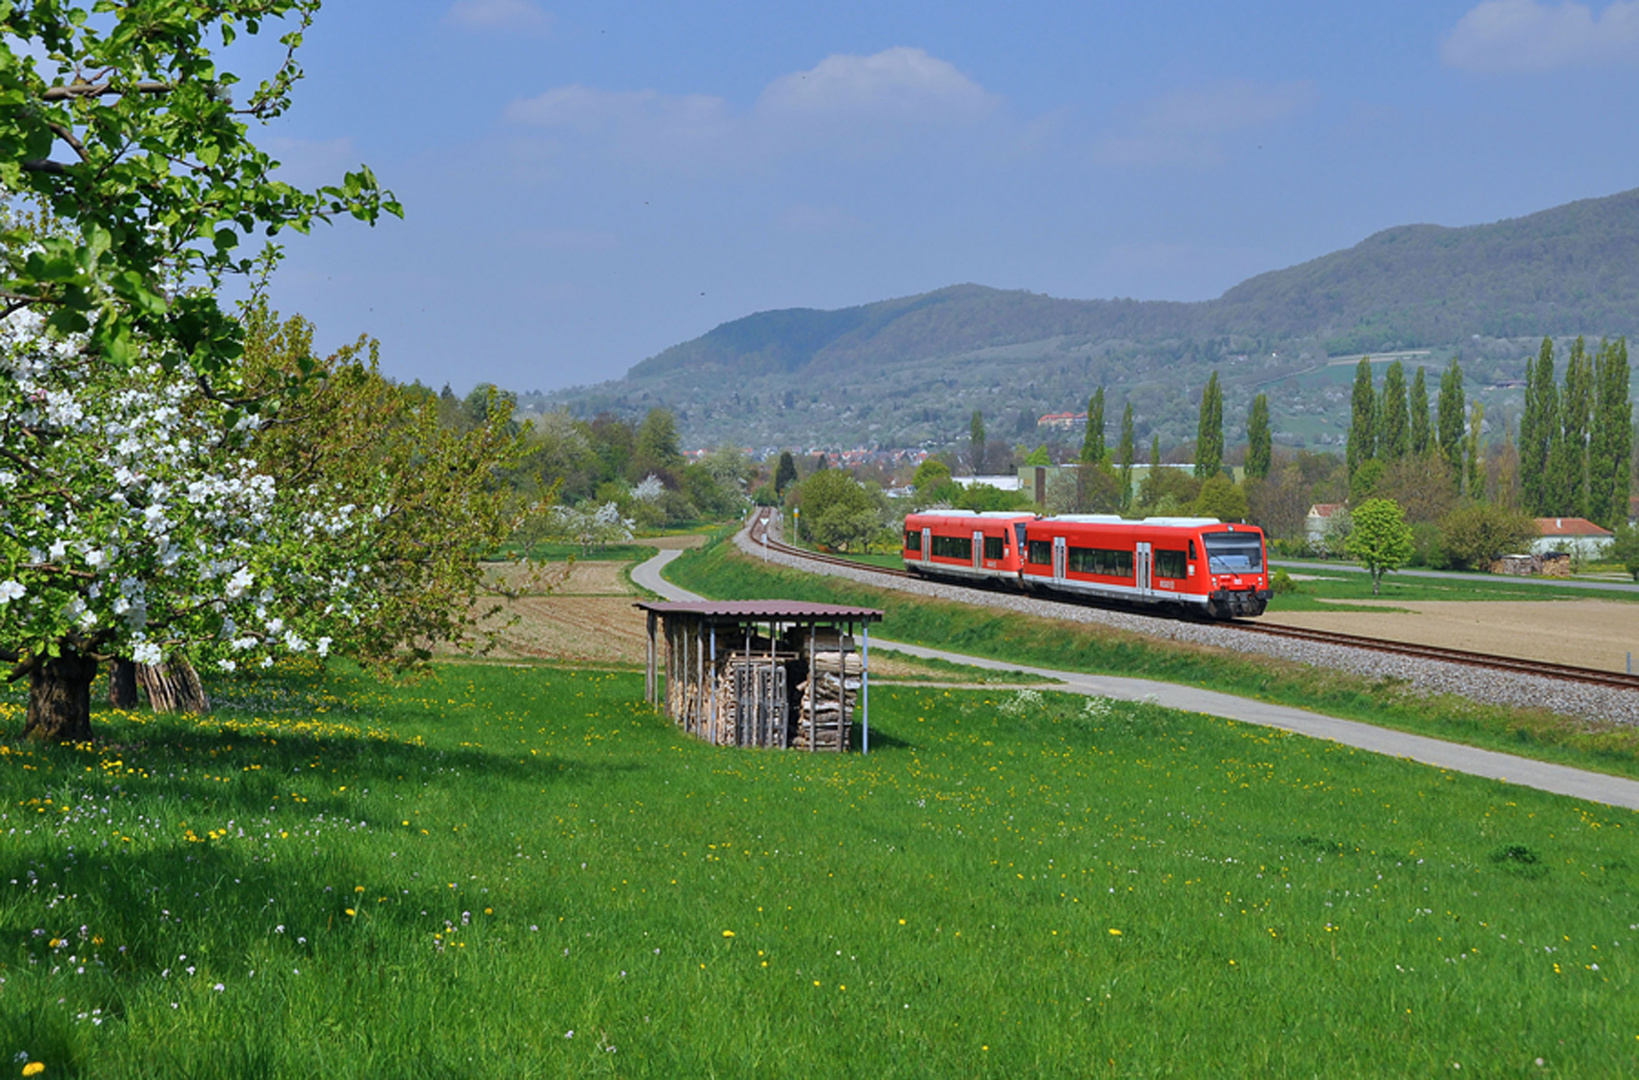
[732,527,1639,727]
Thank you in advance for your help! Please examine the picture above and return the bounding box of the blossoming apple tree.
[0,0,401,740]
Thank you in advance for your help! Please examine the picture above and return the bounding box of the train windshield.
[1202,531,1263,574]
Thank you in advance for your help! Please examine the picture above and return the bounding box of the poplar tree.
[1081,387,1106,464]
[970,409,986,474]
[1436,358,1466,488]
[1552,337,1595,517]
[1377,360,1409,461]
[1466,400,1486,498]
[1409,366,1431,457]
[1521,339,1557,514]
[1590,337,1633,528]
[1245,393,1272,480]
[1347,359,1376,481]
[1117,402,1136,510]
[1195,372,1223,478]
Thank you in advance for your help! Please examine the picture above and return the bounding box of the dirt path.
[1261,598,1639,673]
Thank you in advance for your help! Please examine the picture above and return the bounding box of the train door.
[1052,535,1066,582]
[921,527,931,564]
[1135,541,1152,600]
[972,531,984,571]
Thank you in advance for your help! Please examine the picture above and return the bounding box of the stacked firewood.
[793,650,861,751]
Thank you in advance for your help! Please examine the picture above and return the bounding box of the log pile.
[793,650,861,751]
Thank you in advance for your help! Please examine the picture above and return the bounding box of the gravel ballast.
[733,528,1639,726]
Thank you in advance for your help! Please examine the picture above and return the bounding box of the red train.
[902,510,1271,619]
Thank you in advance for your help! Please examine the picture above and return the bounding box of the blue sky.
[251,0,1639,394]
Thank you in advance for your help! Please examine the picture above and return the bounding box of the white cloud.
[504,47,1001,167]
[757,47,996,123]
[446,0,554,34]
[1094,80,1314,168]
[1443,0,1639,72]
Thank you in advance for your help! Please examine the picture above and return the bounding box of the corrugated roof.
[634,600,884,621]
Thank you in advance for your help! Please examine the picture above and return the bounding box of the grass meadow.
[671,534,1639,782]
[3,659,1638,1077]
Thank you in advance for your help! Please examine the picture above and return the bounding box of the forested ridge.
[545,188,1639,450]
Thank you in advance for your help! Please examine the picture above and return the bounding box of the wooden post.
[862,621,870,756]
[646,611,657,705]
[709,622,717,746]
[807,622,815,753]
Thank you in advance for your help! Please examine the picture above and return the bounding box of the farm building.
[1531,518,1615,559]
[1305,503,1347,548]
[636,600,884,753]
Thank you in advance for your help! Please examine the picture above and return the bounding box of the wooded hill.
[537,188,1639,452]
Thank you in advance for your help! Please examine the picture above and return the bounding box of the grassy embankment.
[667,533,1639,781]
[3,662,1637,1076]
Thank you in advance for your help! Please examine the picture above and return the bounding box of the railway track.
[745,510,1639,694]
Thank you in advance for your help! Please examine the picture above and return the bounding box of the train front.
[1198,525,1272,618]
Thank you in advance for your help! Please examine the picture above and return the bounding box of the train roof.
[907,510,1037,520]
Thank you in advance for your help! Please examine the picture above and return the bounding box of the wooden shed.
[635,600,884,753]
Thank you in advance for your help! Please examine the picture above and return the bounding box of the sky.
[243,0,1639,394]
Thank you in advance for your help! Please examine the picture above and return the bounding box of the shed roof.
[634,600,884,622]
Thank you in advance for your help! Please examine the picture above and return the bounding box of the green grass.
[666,535,1639,782]
[3,663,1637,1076]
[873,651,1059,685]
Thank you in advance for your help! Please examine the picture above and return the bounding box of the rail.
[744,509,1639,693]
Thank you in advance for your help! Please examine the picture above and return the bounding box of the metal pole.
[862,622,870,756]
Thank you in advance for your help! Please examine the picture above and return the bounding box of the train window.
[1155,550,1187,579]
[1067,546,1133,578]
[905,530,921,552]
[984,536,1005,560]
[1026,539,1053,565]
[1203,531,1263,574]
[1188,539,1197,561]
[930,535,973,560]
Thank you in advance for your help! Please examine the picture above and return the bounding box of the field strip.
[637,546,1639,811]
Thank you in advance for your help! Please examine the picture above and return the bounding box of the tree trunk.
[109,660,139,708]
[137,658,210,714]
[22,653,100,743]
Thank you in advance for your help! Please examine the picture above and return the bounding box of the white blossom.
[0,580,24,603]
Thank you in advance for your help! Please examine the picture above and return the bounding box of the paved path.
[1273,559,1639,595]
[632,547,1639,812]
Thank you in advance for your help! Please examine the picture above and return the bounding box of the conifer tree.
[1377,360,1409,461]
[1347,359,1376,481]
[1081,388,1106,464]
[1409,366,1431,457]
[1245,393,1272,480]
[1117,402,1136,510]
[1436,358,1466,488]
[1195,373,1223,478]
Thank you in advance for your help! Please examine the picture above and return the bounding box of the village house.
[1531,517,1614,559]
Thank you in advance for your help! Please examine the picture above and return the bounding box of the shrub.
[1438,503,1538,571]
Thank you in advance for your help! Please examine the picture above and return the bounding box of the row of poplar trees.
[1345,337,1632,529]
[1347,357,1479,490]
[1077,373,1274,485]
[1520,336,1632,526]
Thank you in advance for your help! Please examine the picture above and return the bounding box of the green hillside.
[540,188,1639,451]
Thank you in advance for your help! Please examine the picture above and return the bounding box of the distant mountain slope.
[541,188,1639,451]
[1212,188,1639,350]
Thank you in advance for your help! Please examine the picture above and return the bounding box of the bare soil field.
[1261,598,1639,672]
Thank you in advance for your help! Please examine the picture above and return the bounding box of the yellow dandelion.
[23,1063,45,1077]
[345,908,356,917]
[1108,928,1121,936]
[722,930,734,937]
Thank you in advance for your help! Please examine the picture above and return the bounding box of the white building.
[1530,517,1614,559]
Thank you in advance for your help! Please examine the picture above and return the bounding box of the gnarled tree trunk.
[22,652,100,743]
[137,658,210,714]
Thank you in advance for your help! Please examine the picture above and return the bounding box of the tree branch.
[40,81,171,102]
